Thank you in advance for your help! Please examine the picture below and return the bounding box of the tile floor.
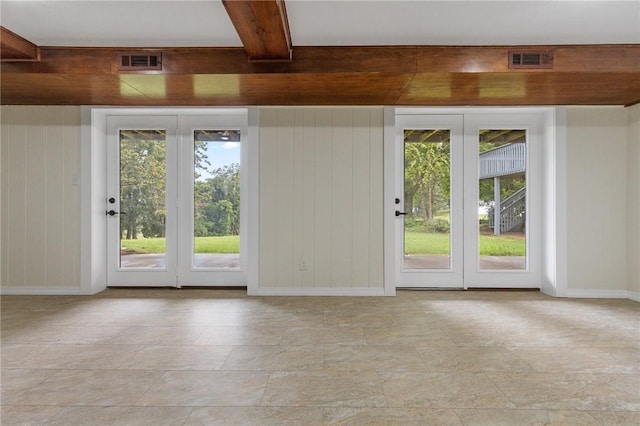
[1,289,638,425]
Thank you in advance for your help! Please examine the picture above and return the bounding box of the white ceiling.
[1,0,639,48]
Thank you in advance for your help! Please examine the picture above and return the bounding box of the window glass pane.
[403,129,452,270]
[119,129,167,269]
[478,129,527,270]
[193,130,241,269]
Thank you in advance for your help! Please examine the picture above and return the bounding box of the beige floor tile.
[250,310,325,327]
[0,405,65,425]
[47,406,193,425]
[9,369,161,406]
[416,346,533,372]
[548,410,640,426]
[324,407,462,425]
[0,368,59,404]
[509,346,640,374]
[281,327,367,345]
[118,345,233,370]
[1,289,637,424]
[194,326,284,345]
[107,326,207,345]
[221,345,324,370]
[1,325,128,344]
[177,310,254,326]
[323,345,428,371]
[1,344,145,369]
[136,370,269,406]
[323,311,398,327]
[381,372,514,409]
[455,408,551,425]
[184,406,324,425]
[487,372,640,411]
[364,326,455,346]
[261,371,387,407]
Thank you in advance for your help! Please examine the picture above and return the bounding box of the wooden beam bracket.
[1,26,40,62]
[223,0,292,62]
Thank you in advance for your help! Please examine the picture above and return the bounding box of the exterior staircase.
[479,143,526,234]
[487,187,526,233]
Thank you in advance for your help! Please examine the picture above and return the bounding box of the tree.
[119,133,166,239]
[194,163,240,237]
[404,141,450,224]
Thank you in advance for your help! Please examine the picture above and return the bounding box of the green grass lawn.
[122,232,523,257]
[121,235,240,254]
[405,230,525,256]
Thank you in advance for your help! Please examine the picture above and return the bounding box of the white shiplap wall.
[1,106,81,292]
[627,105,640,297]
[258,108,384,294]
[566,107,628,294]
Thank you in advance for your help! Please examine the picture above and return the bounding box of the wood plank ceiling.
[1,0,639,106]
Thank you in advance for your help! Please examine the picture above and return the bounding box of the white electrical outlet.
[299,260,308,271]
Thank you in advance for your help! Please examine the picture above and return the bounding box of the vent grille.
[508,50,553,69]
[118,52,162,71]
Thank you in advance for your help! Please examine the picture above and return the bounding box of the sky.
[197,141,240,181]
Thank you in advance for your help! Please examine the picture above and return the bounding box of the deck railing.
[479,143,526,179]
[488,187,526,233]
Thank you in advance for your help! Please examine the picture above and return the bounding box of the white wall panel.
[1,106,81,291]
[259,107,384,293]
[627,105,640,297]
[566,107,628,292]
[368,109,385,288]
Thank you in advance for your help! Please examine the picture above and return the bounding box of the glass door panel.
[463,113,540,288]
[394,114,464,288]
[192,129,241,270]
[178,114,248,286]
[403,129,452,270]
[118,129,167,269]
[477,129,527,270]
[107,115,178,287]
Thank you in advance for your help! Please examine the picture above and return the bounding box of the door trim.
[385,107,550,291]
[83,108,255,293]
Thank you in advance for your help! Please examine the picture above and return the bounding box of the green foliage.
[194,163,240,237]
[119,135,240,240]
[403,215,425,230]
[404,140,450,222]
[119,133,167,239]
[479,175,526,207]
[425,217,450,233]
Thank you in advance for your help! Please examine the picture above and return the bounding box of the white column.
[494,176,501,235]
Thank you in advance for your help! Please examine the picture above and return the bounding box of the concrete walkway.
[404,255,526,270]
[120,253,240,269]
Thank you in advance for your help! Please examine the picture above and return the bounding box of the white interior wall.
[627,105,640,299]
[2,105,638,300]
[1,106,81,293]
[565,107,629,297]
[257,107,384,295]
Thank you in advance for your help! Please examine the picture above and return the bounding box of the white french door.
[391,111,541,289]
[106,113,248,287]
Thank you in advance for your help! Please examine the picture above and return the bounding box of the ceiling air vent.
[118,52,162,71]
[508,50,553,69]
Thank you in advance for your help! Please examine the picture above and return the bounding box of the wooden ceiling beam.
[222,0,292,61]
[1,45,639,105]
[1,26,40,61]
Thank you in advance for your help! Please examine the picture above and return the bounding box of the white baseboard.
[0,287,91,296]
[248,287,388,297]
[566,289,639,301]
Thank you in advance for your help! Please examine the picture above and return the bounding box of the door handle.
[395,210,408,217]
[106,210,125,216]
